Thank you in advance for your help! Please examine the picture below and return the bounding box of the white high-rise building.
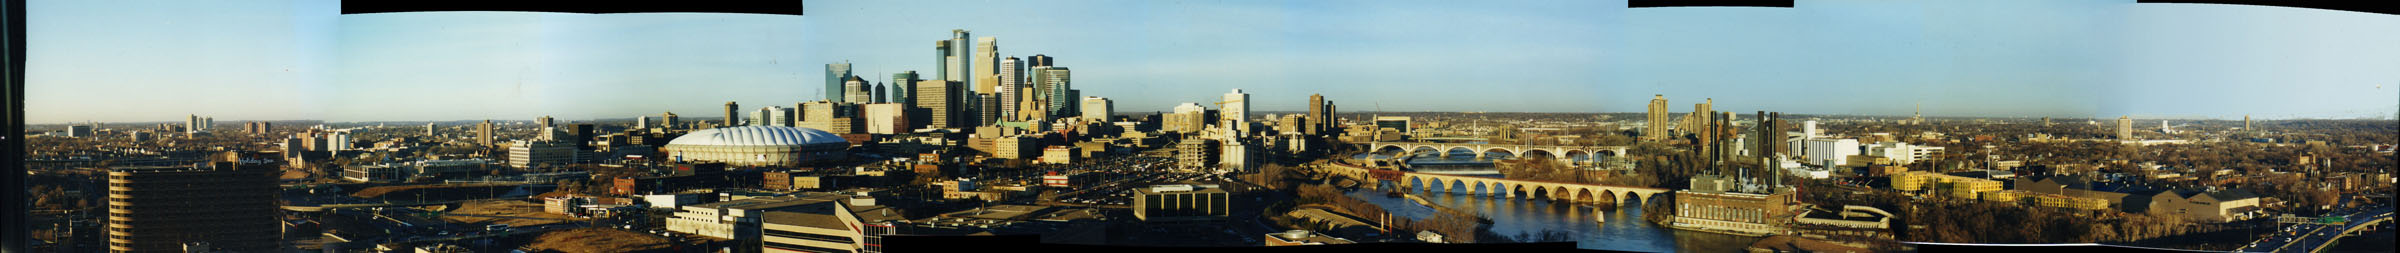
[1221,89,1251,137]
[764,106,793,127]
[753,107,779,127]
[1081,96,1113,123]
[1801,138,1860,167]
[327,131,353,151]
[187,114,204,133]
[1802,120,1819,139]
[636,116,652,129]
[998,57,1022,121]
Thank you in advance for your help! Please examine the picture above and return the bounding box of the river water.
[1347,151,1761,252]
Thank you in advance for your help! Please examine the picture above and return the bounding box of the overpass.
[1321,161,1670,209]
[2240,205,2393,253]
[1365,141,1631,165]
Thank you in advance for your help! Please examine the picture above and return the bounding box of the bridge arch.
[1576,188,1595,204]
[1522,185,1541,200]
[1519,149,1559,160]
[1482,148,1518,160]
[1443,147,1477,157]
[1404,146,1437,157]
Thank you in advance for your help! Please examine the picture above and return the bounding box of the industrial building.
[1132,184,1230,222]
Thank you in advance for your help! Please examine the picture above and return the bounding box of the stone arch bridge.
[1365,141,1630,165]
[1322,161,1670,209]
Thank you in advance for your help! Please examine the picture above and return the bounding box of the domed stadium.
[662,126,850,167]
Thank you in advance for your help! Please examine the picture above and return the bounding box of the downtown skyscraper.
[975,36,999,94]
[1306,94,1328,135]
[826,61,853,103]
[725,101,741,127]
[916,80,964,128]
[893,71,920,105]
[941,29,972,83]
[1039,67,1073,118]
[999,56,1023,121]
[1647,95,1668,142]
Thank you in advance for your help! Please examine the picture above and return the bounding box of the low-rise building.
[1176,138,1217,170]
[670,192,886,242]
[507,140,578,168]
[1263,230,1355,246]
[2147,189,2262,222]
[1891,171,2001,200]
[759,193,901,253]
[1041,146,1080,164]
[1132,184,1229,222]
[1672,174,1799,237]
[1042,172,1094,188]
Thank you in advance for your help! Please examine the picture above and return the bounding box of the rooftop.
[665,125,848,147]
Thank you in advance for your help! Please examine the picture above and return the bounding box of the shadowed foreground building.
[106,152,280,252]
[1132,184,1229,222]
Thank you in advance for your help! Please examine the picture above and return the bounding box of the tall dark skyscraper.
[1042,67,1073,117]
[570,123,594,150]
[827,61,853,103]
[1027,54,1053,67]
[978,93,1000,126]
[916,80,963,128]
[893,71,920,107]
[873,82,888,104]
[1306,94,1327,135]
[105,153,279,252]
[725,101,741,127]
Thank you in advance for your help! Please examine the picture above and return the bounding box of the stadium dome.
[663,126,850,166]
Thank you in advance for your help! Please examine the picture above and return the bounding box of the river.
[1346,151,1761,252]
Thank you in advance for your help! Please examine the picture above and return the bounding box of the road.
[2236,202,2393,253]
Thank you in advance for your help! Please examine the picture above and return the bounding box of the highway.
[2236,202,2392,253]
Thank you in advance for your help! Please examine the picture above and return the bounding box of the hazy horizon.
[24,0,2400,124]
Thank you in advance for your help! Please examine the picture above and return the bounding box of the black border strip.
[339,1,803,15]
[3,0,26,251]
[2137,1,2400,16]
[1630,0,1796,8]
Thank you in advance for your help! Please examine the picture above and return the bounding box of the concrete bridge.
[1321,161,1670,209]
[1372,141,1632,161]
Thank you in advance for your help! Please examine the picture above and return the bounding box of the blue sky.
[24,0,2400,123]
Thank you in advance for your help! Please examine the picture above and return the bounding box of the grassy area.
[441,199,579,227]
[522,228,673,253]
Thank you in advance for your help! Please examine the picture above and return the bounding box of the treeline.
[1291,183,1492,243]
[1808,185,2221,247]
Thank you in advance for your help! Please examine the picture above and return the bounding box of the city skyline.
[25,0,2400,124]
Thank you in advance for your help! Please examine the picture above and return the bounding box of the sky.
[24,0,2400,124]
